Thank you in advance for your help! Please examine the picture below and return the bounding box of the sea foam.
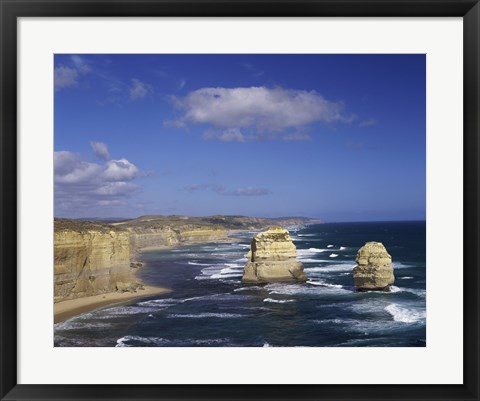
[385,303,426,323]
[263,298,295,304]
[167,313,243,319]
[307,280,343,289]
[187,261,212,266]
[116,335,231,347]
[319,263,355,272]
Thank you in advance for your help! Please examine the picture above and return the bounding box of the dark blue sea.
[54,221,426,347]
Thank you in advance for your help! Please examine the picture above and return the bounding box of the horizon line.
[53,214,426,224]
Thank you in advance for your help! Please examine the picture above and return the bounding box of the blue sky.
[54,54,425,222]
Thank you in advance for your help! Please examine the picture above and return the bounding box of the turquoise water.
[54,221,426,347]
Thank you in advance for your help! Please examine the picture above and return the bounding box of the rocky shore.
[54,215,319,321]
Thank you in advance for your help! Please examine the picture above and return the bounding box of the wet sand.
[54,232,245,324]
[54,286,171,323]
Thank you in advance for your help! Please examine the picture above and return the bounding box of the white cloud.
[54,151,81,176]
[54,66,79,89]
[103,159,139,181]
[129,79,152,100]
[53,151,102,184]
[70,55,91,74]
[97,200,127,206]
[169,86,348,140]
[54,148,141,212]
[54,56,92,90]
[90,141,111,161]
[94,181,138,196]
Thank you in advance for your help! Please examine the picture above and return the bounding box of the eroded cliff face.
[54,220,140,302]
[179,228,228,243]
[54,215,319,301]
[127,226,228,251]
[115,215,320,253]
[242,227,307,284]
[128,226,182,251]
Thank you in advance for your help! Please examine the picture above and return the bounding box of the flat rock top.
[355,241,392,265]
[254,227,291,241]
[54,218,127,234]
[360,241,388,251]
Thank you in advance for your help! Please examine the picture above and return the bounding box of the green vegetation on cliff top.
[54,215,321,233]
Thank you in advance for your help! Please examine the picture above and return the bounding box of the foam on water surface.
[167,312,243,319]
[385,303,426,323]
[263,298,295,304]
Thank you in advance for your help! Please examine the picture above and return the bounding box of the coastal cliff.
[115,215,320,253]
[54,219,140,302]
[242,227,307,284]
[54,215,319,302]
[126,225,229,251]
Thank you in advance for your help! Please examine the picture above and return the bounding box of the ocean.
[54,221,426,347]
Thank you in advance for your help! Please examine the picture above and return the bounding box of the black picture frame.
[1,1,478,400]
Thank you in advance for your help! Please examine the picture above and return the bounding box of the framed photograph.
[1,0,479,400]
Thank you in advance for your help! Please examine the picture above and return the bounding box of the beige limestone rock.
[127,226,229,252]
[242,227,307,284]
[54,223,139,301]
[353,241,395,291]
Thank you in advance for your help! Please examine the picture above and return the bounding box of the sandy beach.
[54,285,171,324]
[54,234,245,324]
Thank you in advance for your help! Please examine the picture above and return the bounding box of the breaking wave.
[167,313,243,319]
[385,303,426,323]
[263,298,295,304]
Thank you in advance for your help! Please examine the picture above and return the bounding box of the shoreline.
[54,226,303,324]
[135,231,246,254]
[136,240,239,254]
[54,285,171,324]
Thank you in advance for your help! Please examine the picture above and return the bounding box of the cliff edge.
[54,219,141,302]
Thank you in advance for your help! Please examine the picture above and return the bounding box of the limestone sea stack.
[353,242,395,291]
[242,227,307,284]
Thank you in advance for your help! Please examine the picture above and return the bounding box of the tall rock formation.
[242,227,307,284]
[54,219,140,302]
[353,242,395,291]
